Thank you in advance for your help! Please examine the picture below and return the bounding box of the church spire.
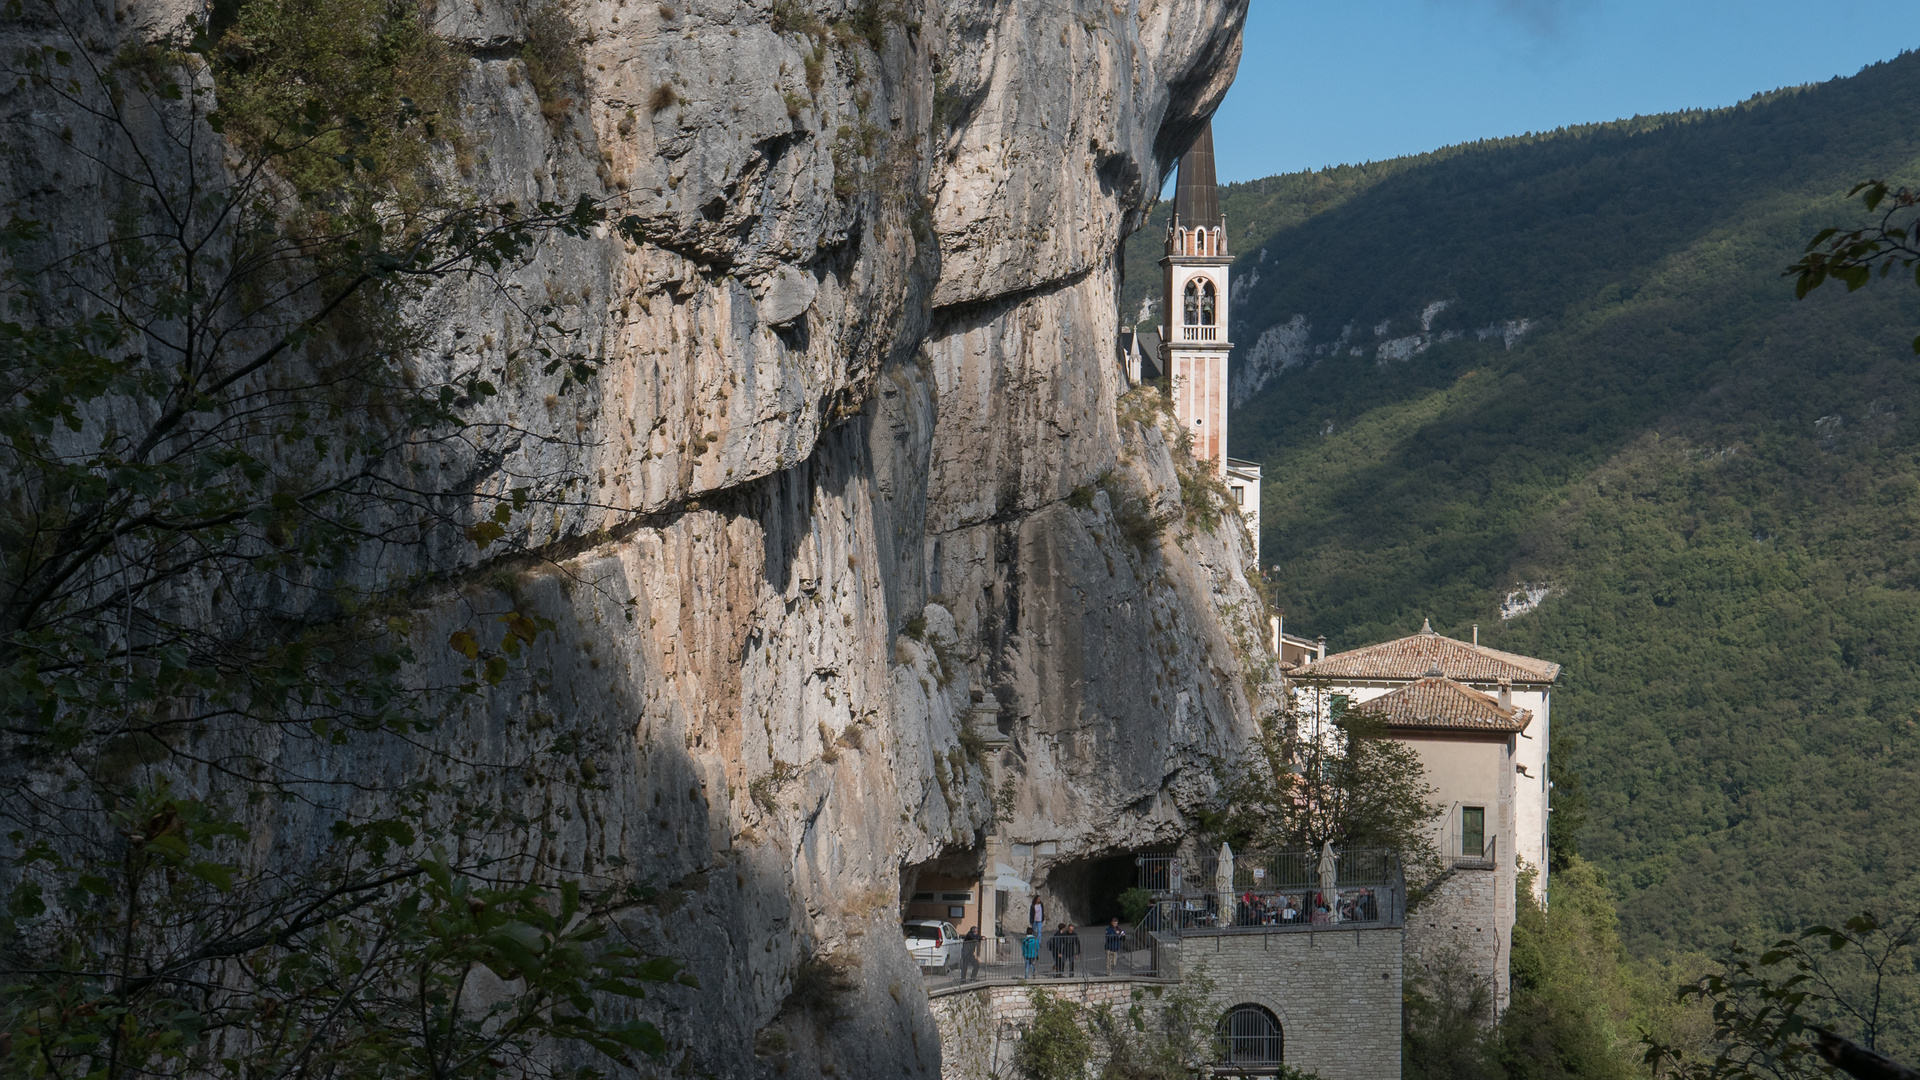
[1156,118,1243,510]
[1173,123,1222,231]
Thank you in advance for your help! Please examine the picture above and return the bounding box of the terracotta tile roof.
[1348,676,1533,734]
[1297,620,1560,684]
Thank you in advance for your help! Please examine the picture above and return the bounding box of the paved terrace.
[919,847,1405,990]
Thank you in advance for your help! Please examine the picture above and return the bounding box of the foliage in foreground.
[0,0,679,1075]
[2,784,690,1079]
[1405,859,1705,1080]
[1644,908,1919,1080]
[1401,862,1917,1080]
[1790,180,1920,352]
[1015,988,1094,1080]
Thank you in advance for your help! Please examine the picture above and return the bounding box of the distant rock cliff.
[13,0,1261,1074]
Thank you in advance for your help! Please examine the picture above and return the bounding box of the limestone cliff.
[9,0,1258,1074]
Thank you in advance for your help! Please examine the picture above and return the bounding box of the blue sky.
[1208,0,1920,183]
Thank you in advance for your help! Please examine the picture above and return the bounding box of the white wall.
[1292,680,1549,901]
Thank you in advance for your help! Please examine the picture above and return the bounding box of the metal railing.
[925,923,1166,987]
[1135,848,1405,934]
[1218,1004,1284,1067]
[1443,834,1497,869]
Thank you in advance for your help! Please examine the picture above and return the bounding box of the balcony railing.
[1181,325,1218,342]
[1444,834,1497,870]
[1134,848,1405,934]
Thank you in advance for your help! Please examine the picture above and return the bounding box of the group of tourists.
[1008,900,1131,980]
[1231,887,1380,926]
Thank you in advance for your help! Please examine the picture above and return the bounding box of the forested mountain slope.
[1123,52,1920,953]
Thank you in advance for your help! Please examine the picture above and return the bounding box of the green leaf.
[448,630,480,659]
[500,612,540,644]
[188,860,236,892]
[7,879,46,918]
[465,520,505,549]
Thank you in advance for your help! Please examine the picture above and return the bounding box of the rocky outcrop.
[9,0,1261,1075]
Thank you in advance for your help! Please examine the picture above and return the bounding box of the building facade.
[1288,621,1559,1015]
[1293,620,1557,893]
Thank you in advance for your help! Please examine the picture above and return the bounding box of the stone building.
[926,852,1407,1080]
[1160,123,1233,477]
[1294,620,1558,890]
[1226,456,1262,559]
[1293,621,1560,1015]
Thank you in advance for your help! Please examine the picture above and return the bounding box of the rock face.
[15,0,1260,1074]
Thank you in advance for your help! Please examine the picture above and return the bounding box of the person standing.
[1048,923,1068,977]
[1063,923,1081,977]
[1021,928,1039,979]
[1104,917,1126,975]
[959,925,982,983]
[1030,897,1045,943]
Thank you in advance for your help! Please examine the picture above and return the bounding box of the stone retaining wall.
[929,925,1403,1080]
[1405,865,1508,1013]
[929,979,1165,1080]
[1175,927,1403,1080]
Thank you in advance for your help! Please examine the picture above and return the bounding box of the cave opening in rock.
[1048,850,1164,926]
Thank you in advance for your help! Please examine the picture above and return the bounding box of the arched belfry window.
[1177,228,1190,255]
[1183,279,1217,326]
[1217,1004,1283,1066]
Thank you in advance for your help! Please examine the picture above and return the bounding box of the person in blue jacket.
[1021,928,1040,979]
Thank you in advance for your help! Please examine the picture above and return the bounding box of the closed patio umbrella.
[1215,842,1235,926]
[1318,840,1338,923]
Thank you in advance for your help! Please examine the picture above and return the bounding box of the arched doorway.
[1217,1003,1283,1067]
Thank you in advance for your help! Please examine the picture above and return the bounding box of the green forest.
[1121,52,1920,971]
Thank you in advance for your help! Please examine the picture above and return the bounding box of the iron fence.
[1136,847,1405,934]
[922,923,1166,987]
[1442,833,1497,869]
[1218,1003,1285,1067]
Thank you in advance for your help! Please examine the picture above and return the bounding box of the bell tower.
[1161,123,1232,476]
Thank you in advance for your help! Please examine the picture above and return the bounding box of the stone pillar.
[973,693,1009,961]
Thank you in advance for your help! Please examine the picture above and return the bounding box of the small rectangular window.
[1231,486,1244,505]
[1330,694,1349,718]
[1462,807,1486,858]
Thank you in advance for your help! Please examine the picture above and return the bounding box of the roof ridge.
[1350,674,1533,733]
[1301,628,1561,682]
